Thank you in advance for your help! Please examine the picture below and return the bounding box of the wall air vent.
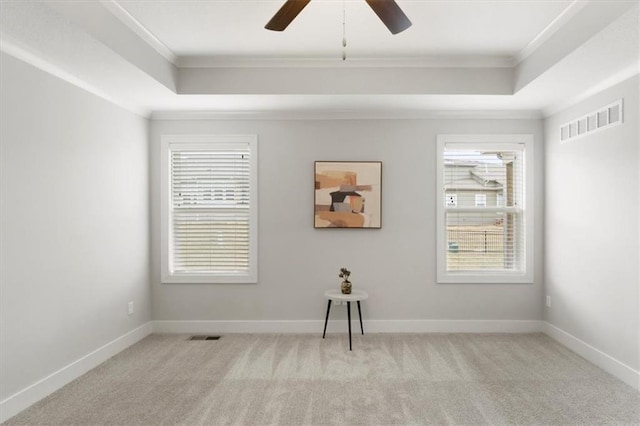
[560,99,623,143]
[189,335,221,341]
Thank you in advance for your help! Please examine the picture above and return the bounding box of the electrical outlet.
[546,296,551,308]
[128,301,134,315]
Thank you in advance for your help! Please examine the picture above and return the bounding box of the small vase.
[341,280,352,294]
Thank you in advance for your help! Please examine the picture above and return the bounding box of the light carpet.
[4,333,639,425]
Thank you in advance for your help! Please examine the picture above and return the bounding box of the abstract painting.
[314,161,382,228]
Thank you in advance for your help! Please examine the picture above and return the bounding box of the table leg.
[357,301,364,335]
[347,301,352,351]
[322,300,332,338]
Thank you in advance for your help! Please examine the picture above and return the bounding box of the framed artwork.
[314,161,382,228]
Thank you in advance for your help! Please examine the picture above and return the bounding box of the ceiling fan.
[265,0,412,35]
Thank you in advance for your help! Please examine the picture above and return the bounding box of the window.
[436,134,533,283]
[161,135,258,283]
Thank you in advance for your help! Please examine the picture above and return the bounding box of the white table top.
[324,289,368,301]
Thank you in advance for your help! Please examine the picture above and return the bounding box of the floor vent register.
[189,335,221,341]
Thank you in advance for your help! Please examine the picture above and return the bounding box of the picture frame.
[314,161,382,228]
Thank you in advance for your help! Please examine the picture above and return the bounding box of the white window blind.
[161,136,257,284]
[436,135,533,284]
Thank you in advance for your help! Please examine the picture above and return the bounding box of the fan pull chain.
[342,0,347,61]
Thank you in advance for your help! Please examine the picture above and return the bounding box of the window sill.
[161,272,257,284]
[437,272,533,284]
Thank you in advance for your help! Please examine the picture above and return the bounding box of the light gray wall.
[544,75,639,370]
[0,54,150,400]
[150,118,544,322]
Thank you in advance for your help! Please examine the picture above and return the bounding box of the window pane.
[444,150,522,208]
[172,210,250,273]
[442,143,526,276]
[172,151,250,208]
[171,149,252,274]
[446,212,524,272]
[162,136,257,283]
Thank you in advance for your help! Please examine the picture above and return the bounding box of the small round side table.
[323,289,368,351]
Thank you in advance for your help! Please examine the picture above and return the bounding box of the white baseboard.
[543,322,639,390]
[366,319,543,333]
[152,319,544,334]
[0,322,153,423]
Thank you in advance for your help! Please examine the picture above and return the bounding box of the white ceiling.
[1,0,638,118]
[116,0,572,59]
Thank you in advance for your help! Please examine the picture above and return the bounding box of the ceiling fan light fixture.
[265,0,412,34]
[265,0,311,31]
[365,0,412,34]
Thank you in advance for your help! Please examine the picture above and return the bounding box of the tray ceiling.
[0,0,637,117]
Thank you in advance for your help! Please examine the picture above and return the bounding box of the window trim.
[161,134,258,284]
[436,134,534,284]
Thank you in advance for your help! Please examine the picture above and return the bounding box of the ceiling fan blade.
[365,0,412,34]
[265,0,312,31]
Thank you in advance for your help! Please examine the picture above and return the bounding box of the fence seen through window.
[444,148,523,272]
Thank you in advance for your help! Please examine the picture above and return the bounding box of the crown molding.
[100,0,178,65]
[177,54,515,69]
[0,35,149,118]
[515,1,589,65]
[542,65,639,118]
[150,109,543,121]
